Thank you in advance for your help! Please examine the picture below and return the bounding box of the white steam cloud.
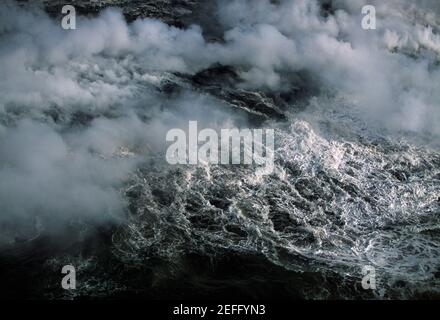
[0,0,439,244]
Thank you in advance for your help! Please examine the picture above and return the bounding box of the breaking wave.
[0,0,439,299]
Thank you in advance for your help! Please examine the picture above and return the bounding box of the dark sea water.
[0,0,439,300]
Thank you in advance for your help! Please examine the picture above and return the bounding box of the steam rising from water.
[0,0,439,298]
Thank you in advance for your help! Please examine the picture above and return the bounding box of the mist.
[0,0,439,246]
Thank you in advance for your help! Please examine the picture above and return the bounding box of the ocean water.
[0,0,439,299]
